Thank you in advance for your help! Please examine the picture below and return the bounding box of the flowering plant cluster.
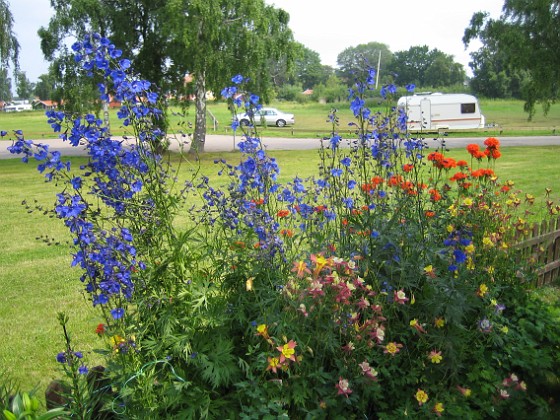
[6,34,560,418]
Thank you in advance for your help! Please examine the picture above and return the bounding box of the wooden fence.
[514,216,560,286]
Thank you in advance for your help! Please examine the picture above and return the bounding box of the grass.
[1,97,559,140]
[1,143,559,403]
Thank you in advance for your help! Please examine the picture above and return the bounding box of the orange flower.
[425,210,436,218]
[428,188,441,201]
[450,172,467,182]
[403,163,414,172]
[291,260,311,278]
[466,143,480,156]
[280,229,294,237]
[277,209,290,218]
[484,137,500,149]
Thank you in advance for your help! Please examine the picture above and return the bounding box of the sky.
[9,0,505,83]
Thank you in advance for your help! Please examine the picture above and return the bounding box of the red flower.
[466,143,480,156]
[484,137,500,149]
[95,323,106,335]
[277,209,290,218]
[403,163,414,172]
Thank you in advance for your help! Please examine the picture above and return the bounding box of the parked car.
[237,107,295,127]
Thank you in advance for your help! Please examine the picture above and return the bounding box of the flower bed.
[3,34,560,418]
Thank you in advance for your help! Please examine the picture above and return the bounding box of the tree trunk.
[189,71,207,153]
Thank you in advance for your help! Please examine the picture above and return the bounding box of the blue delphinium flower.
[111,308,125,320]
[56,352,67,363]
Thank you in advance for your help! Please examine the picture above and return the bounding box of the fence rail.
[514,216,560,286]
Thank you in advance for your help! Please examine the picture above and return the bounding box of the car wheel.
[276,119,286,127]
[240,119,250,127]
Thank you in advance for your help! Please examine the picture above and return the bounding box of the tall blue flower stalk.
[7,33,175,325]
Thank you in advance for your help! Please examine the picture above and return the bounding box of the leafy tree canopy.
[464,0,560,116]
[39,0,296,152]
[336,42,393,86]
[389,45,465,88]
[0,0,19,70]
[15,70,34,99]
[468,46,528,99]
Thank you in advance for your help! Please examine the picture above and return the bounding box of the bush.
[6,34,560,418]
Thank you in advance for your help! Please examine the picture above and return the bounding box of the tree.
[311,74,347,103]
[468,47,528,99]
[40,0,171,117]
[15,70,34,99]
[464,0,560,117]
[40,0,296,153]
[166,0,297,152]
[34,73,56,101]
[0,0,19,70]
[336,42,393,86]
[292,45,330,89]
[389,45,465,88]
[0,67,12,102]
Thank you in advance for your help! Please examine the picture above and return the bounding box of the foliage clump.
[6,34,560,418]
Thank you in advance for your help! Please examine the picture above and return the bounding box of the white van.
[397,93,485,131]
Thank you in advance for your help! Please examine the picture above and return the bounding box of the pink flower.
[336,377,352,397]
[394,289,409,304]
[358,361,378,381]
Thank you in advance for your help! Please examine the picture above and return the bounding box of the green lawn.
[1,144,560,402]
[1,97,559,140]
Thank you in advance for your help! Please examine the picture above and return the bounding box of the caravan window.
[461,103,476,114]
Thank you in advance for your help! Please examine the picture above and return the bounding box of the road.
[2,133,560,159]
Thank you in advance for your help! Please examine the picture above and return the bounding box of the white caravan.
[397,93,485,131]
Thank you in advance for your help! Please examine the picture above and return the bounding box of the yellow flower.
[477,284,489,297]
[487,266,495,274]
[256,324,269,339]
[434,317,445,328]
[245,277,254,291]
[465,243,475,254]
[446,224,454,233]
[501,326,509,334]
[466,256,475,270]
[433,402,445,416]
[415,389,429,406]
[277,340,297,363]
[483,237,494,248]
[428,350,443,364]
[384,342,402,355]
[109,335,126,351]
[462,197,473,206]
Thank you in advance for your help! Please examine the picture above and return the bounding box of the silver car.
[237,107,295,127]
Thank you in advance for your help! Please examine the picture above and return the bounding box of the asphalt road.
[2,133,560,159]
